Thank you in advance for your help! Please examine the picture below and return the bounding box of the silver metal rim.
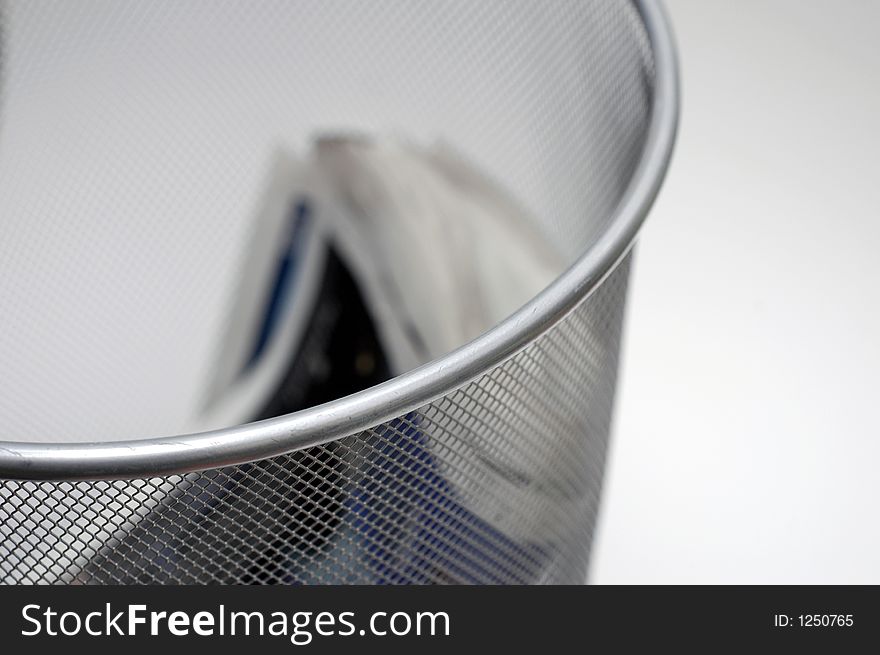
[0,0,679,480]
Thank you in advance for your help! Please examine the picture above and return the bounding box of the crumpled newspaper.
[311,135,589,549]
[312,135,563,374]
[65,135,581,584]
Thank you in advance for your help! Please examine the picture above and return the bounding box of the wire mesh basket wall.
[0,0,677,584]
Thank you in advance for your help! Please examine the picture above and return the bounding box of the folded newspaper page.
[69,134,575,583]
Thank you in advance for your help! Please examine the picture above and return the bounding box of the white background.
[592,0,880,583]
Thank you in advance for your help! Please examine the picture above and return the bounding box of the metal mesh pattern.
[0,0,651,444]
[0,0,672,584]
[0,257,630,584]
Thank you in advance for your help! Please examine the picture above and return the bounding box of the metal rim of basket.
[0,0,680,480]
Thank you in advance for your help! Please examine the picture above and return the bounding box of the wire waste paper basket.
[0,0,677,584]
